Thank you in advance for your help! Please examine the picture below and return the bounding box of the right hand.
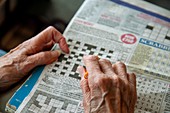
[77,55,137,113]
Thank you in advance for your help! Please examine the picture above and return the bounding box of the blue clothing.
[0,49,6,57]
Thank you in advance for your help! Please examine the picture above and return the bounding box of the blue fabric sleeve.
[0,49,7,57]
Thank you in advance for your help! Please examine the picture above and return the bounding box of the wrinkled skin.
[77,55,137,113]
[0,26,136,112]
[0,26,69,91]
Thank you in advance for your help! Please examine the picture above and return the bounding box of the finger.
[83,55,102,76]
[112,62,128,80]
[112,62,131,108]
[26,26,69,54]
[128,73,136,87]
[44,26,69,53]
[98,59,114,75]
[20,50,61,74]
[77,66,86,78]
[77,66,90,93]
[58,37,69,54]
[121,102,129,113]
[42,40,54,51]
[120,80,130,113]
[77,66,91,109]
[28,50,61,67]
[128,73,137,112]
[112,64,117,74]
[128,73,137,101]
[110,87,121,113]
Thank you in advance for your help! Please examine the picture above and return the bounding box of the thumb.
[77,66,91,111]
[77,66,90,95]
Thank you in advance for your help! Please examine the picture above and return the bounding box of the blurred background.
[0,0,84,52]
[0,0,169,52]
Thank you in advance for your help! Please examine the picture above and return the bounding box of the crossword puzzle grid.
[20,90,81,113]
[146,49,170,79]
[22,39,128,113]
[19,38,170,113]
[48,39,170,113]
[135,76,170,113]
[24,74,170,113]
[143,23,170,44]
[48,39,128,80]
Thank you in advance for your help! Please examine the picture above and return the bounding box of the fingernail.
[56,50,61,56]
[84,55,99,60]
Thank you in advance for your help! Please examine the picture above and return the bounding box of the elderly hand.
[0,26,69,91]
[77,55,137,113]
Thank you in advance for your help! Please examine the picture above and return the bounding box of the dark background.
[0,0,169,52]
[0,0,84,51]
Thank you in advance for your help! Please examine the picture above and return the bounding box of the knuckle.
[95,77,104,85]
[95,76,112,86]
[83,55,98,61]
[61,37,66,41]
[112,76,120,87]
[122,80,130,91]
[92,67,101,74]
[47,26,58,36]
[113,76,119,84]
[41,52,48,58]
[99,59,111,64]
[116,61,126,68]
[47,26,55,31]
[132,73,136,79]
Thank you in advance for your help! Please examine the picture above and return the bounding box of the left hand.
[0,26,69,91]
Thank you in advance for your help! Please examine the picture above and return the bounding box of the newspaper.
[7,0,170,113]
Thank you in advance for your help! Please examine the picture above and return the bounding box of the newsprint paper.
[6,0,170,113]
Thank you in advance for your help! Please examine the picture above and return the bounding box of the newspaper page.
[14,0,170,113]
